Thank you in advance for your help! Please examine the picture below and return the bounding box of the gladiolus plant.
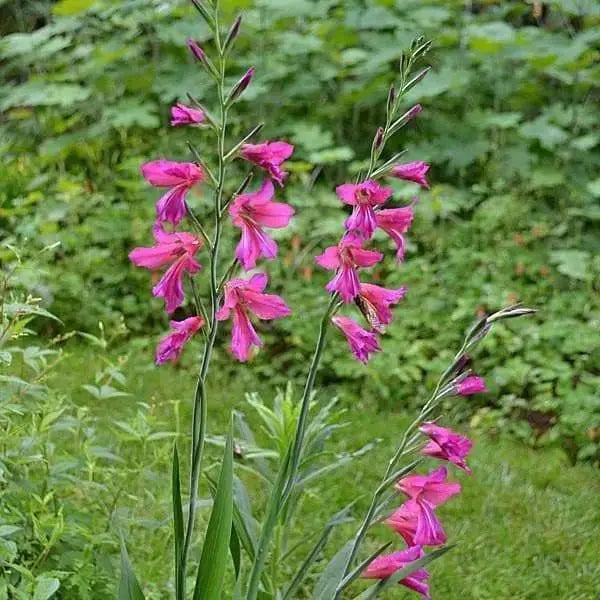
[122,3,535,599]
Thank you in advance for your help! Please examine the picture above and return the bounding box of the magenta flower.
[331,315,380,364]
[420,422,474,474]
[456,375,487,396]
[155,316,205,364]
[240,141,294,186]
[357,283,407,332]
[386,499,446,547]
[396,466,461,507]
[141,160,205,226]
[375,206,414,263]
[229,179,295,270]
[362,546,430,598]
[336,180,392,239]
[390,162,430,189]
[216,273,291,362]
[129,225,203,313]
[315,233,383,303]
[170,103,205,127]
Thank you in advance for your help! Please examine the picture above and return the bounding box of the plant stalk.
[178,15,228,598]
[245,295,338,600]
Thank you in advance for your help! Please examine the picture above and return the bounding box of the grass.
[53,341,600,599]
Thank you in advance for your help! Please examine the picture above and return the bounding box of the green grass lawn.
[54,342,600,599]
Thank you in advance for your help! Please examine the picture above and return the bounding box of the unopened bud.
[387,84,396,116]
[405,104,423,121]
[227,67,254,104]
[373,127,384,151]
[224,15,242,53]
[402,67,431,94]
[187,39,219,78]
[450,353,472,376]
[389,104,422,135]
[187,38,206,62]
[487,305,537,323]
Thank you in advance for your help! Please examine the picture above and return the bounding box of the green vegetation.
[2,342,599,598]
[1,0,599,597]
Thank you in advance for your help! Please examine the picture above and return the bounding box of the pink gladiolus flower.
[420,422,474,474]
[386,499,446,547]
[456,375,487,396]
[240,141,294,186]
[356,283,407,332]
[155,316,205,364]
[129,225,203,313]
[331,315,380,364]
[229,179,294,270]
[396,466,461,507]
[315,233,383,303]
[216,273,291,362]
[170,103,205,126]
[141,160,205,226]
[390,162,430,189]
[362,546,430,599]
[375,206,414,263]
[336,180,392,239]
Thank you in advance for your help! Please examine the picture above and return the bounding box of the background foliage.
[2,0,599,463]
[1,1,599,596]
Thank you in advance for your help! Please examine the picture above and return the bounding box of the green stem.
[245,295,338,600]
[178,17,228,598]
[281,295,338,505]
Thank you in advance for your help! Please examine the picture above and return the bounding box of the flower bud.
[227,67,254,104]
[449,353,472,376]
[187,39,219,79]
[389,104,422,135]
[224,15,242,53]
[386,84,396,115]
[372,127,384,151]
[486,305,537,323]
[187,38,206,63]
[403,67,431,94]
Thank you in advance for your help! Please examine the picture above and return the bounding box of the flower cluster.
[363,398,486,597]
[315,114,428,363]
[128,40,295,365]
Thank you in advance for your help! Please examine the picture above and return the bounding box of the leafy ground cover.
[10,341,595,599]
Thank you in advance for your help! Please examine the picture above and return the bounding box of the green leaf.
[193,425,234,600]
[549,250,590,280]
[311,540,353,600]
[519,117,568,150]
[172,445,185,600]
[0,83,91,110]
[104,100,160,129]
[0,525,21,537]
[118,537,145,600]
[586,178,600,197]
[33,577,60,600]
[53,0,94,15]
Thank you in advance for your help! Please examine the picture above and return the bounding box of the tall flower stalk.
[123,3,536,599]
